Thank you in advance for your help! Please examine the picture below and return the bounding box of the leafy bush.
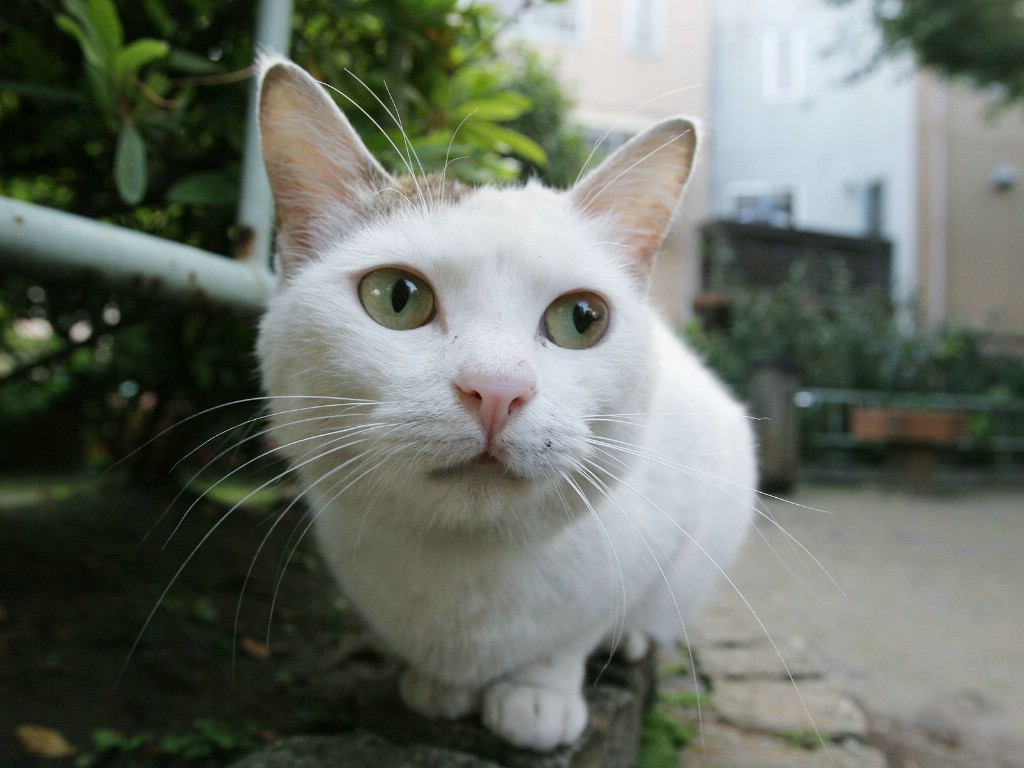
[686,263,1024,400]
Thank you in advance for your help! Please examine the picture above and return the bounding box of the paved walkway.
[686,482,1024,768]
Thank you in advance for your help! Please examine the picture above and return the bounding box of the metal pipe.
[236,0,294,270]
[0,196,274,315]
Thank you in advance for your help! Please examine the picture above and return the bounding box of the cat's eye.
[358,268,436,330]
[543,292,609,350]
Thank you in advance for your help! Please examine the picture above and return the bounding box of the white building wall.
[710,0,919,301]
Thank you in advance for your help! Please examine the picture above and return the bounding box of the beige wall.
[917,77,1024,334]
[511,0,711,326]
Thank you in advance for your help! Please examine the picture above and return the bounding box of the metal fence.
[797,387,1024,459]
[701,220,893,295]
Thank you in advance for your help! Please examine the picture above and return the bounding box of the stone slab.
[694,601,766,647]
[712,679,868,740]
[697,636,825,681]
[356,685,638,768]
[231,733,503,768]
[680,723,887,768]
[233,649,655,768]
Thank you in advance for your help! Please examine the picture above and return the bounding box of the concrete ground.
[702,481,1024,768]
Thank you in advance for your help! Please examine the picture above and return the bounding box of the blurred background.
[2,0,1022,486]
[1,1,1022,767]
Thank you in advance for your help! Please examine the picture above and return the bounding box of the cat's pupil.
[391,278,412,313]
[573,301,600,334]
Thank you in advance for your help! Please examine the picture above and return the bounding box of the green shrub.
[686,263,1024,400]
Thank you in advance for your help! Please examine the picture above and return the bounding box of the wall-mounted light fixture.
[990,164,1020,192]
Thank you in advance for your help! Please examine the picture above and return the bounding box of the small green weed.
[158,719,261,761]
[74,719,262,768]
[658,659,691,677]
[75,729,152,767]
[189,596,220,624]
[637,707,694,768]
[783,729,821,750]
[659,690,712,709]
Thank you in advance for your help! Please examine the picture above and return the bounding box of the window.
[582,127,633,157]
[761,29,809,103]
[513,0,588,44]
[864,179,885,236]
[624,0,665,56]
[728,182,799,228]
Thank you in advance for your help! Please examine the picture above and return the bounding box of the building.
[501,0,713,324]
[916,77,1024,334]
[506,0,1024,337]
[710,0,1024,335]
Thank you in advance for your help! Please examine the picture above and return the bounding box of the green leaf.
[85,0,123,55]
[193,718,239,749]
[143,0,174,37]
[55,13,105,70]
[90,728,127,751]
[191,595,219,623]
[166,48,225,75]
[166,171,238,206]
[113,39,170,82]
[0,80,88,104]
[114,119,147,205]
[453,93,532,121]
[85,66,117,118]
[462,121,547,166]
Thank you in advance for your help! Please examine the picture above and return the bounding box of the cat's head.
[255,58,697,536]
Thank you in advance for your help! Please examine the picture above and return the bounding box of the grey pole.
[235,0,294,271]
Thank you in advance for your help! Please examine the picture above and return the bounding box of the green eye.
[358,268,435,330]
[543,292,609,350]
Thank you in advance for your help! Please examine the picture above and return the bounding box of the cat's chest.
[313,508,662,675]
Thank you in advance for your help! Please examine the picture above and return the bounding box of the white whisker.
[328,71,428,204]
[581,128,694,211]
[558,468,627,649]
[123,424,399,675]
[161,422,390,548]
[268,432,405,624]
[382,79,434,209]
[440,109,477,204]
[585,435,844,596]
[573,83,702,185]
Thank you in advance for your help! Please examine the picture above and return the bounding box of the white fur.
[256,59,755,750]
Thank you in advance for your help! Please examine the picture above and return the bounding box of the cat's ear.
[258,56,394,274]
[570,118,697,271]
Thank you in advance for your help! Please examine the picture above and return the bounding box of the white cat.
[255,57,756,751]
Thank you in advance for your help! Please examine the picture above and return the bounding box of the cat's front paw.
[482,682,587,751]
[399,668,480,720]
[601,629,650,662]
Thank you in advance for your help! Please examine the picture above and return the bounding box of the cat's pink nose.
[455,372,536,443]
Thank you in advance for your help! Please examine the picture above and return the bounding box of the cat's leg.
[481,644,591,750]
[600,628,650,662]
[399,667,481,720]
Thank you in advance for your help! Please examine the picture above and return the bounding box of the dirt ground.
[0,479,391,768]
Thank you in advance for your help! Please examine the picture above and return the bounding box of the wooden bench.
[797,388,1024,487]
[849,406,972,486]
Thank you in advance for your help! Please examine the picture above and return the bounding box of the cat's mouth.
[428,451,527,482]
